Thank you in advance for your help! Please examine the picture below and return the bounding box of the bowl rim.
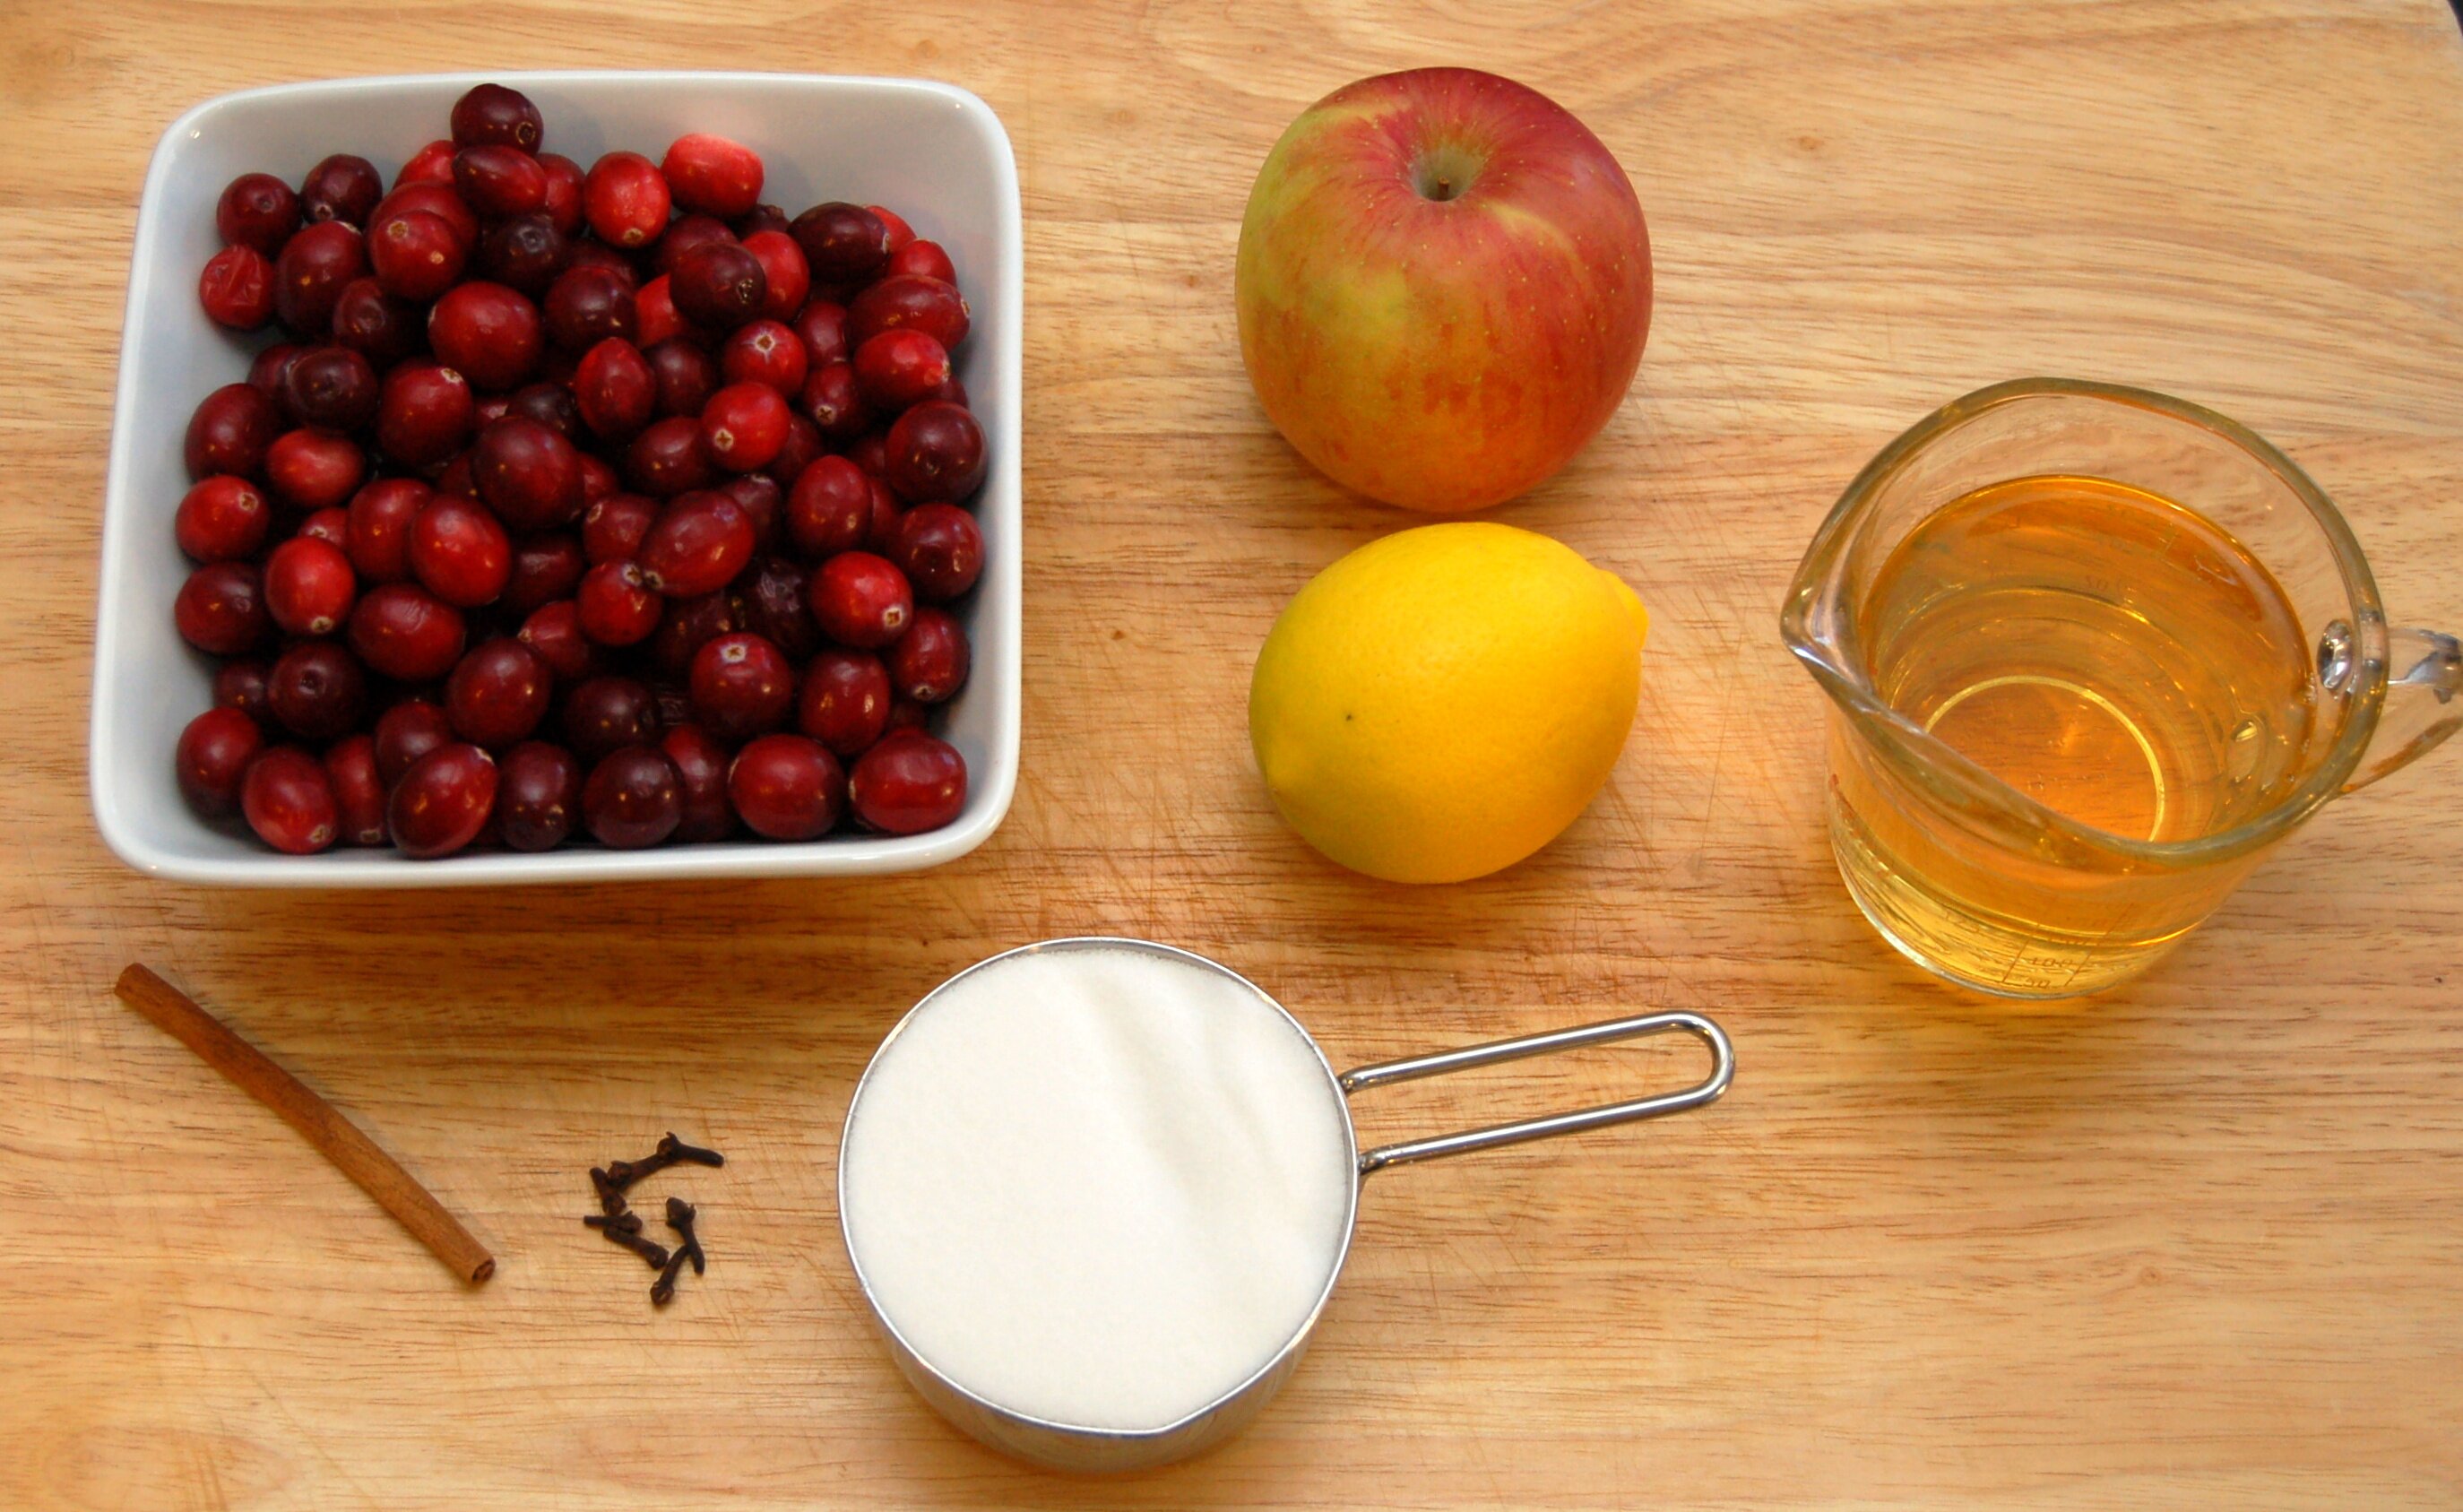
[91,70,1023,886]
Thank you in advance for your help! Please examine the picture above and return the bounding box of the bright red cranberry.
[445,638,551,747]
[797,361,870,441]
[849,730,965,834]
[537,151,584,236]
[504,532,586,616]
[452,83,543,151]
[367,208,466,300]
[728,733,842,840]
[795,649,889,756]
[263,537,356,637]
[808,550,912,649]
[324,735,388,845]
[887,608,972,704]
[299,507,351,549]
[869,204,916,250]
[670,242,766,332]
[718,471,785,550]
[217,172,299,254]
[376,362,474,469]
[663,134,764,219]
[542,264,637,352]
[349,583,467,681]
[409,494,512,606]
[850,273,970,350]
[659,726,735,842]
[517,600,595,681]
[635,274,687,347]
[343,479,429,582]
[738,556,818,660]
[372,181,480,249]
[583,150,670,248]
[329,279,422,365]
[764,412,825,489]
[623,415,716,497]
[242,747,340,853]
[176,476,271,563]
[273,221,366,335]
[699,381,791,471]
[883,401,988,504]
[281,346,377,432]
[476,212,569,295]
[688,632,794,740]
[790,203,888,284]
[507,382,583,444]
[891,502,986,601]
[268,641,367,739]
[453,144,549,219]
[720,318,808,394]
[428,282,541,392]
[300,154,383,226]
[214,659,275,727]
[471,416,583,531]
[786,455,871,558]
[886,239,957,283]
[497,741,581,851]
[176,707,265,819]
[265,429,365,510]
[576,561,662,646]
[648,590,739,677]
[374,698,454,787]
[653,212,735,274]
[582,747,682,848]
[398,139,458,187]
[186,383,281,480]
[583,491,659,564]
[573,338,656,443]
[739,229,810,321]
[638,490,755,596]
[199,246,275,329]
[852,329,951,412]
[390,743,498,859]
[646,338,720,419]
[843,429,889,480]
[562,676,661,765]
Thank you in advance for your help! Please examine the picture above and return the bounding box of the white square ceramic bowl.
[92,72,1021,886]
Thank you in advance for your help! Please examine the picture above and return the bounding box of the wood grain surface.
[4,2,2461,1508]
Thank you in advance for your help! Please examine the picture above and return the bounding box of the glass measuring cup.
[1784,378,2462,998]
[837,937,1733,1473]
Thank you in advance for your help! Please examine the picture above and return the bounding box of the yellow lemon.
[1249,523,1646,883]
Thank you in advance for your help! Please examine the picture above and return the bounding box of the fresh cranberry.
[852,329,951,411]
[670,241,766,332]
[850,273,971,350]
[842,428,889,480]
[739,229,810,321]
[646,338,720,418]
[324,735,389,845]
[660,725,736,842]
[623,415,715,497]
[574,338,657,443]
[298,506,351,549]
[728,733,843,840]
[638,490,754,596]
[583,491,659,564]
[886,238,957,284]
[808,550,912,648]
[862,471,903,551]
[721,318,808,393]
[718,471,785,551]
[883,401,987,503]
[453,145,549,219]
[281,346,377,432]
[885,696,930,737]
[688,632,794,740]
[738,556,819,660]
[247,342,307,403]
[634,273,687,348]
[367,208,467,300]
[562,676,661,765]
[263,537,357,636]
[445,638,551,747]
[199,246,275,329]
[497,741,582,851]
[300,154,383,227]
[647,590,739,677]
[175,707,266,819]
[576,451,619,505]
[409,494,513,606]
[797,361,871,440]
[891,502,985,600]
[452,83,544,151]
[786,455,871,558]
[374,698,454,787]
[565,241,637,283]
[214,659,276,727]
[663,134,764,220]
[542,264,637,352]
[653,212,736,274]
[186,383,281,480]
[517,600,595,681]
[176,476,272,563]
[794,649,889,756]
[869,204,916,251]
[887,608,972,704]
[397,139,458,187]
[537,152,585,237]
[764,412,825,488]
[929,373,970,407]
[329,279,423,365]
[582,747,683,848]
[242,747,339,853]
[389,743,498,859]
[504,532,586,616]
[583,150,670,248]
[477,212,569,294]
[265,429,365,510]
[470,416,583,531]
[349,583,467,681]
[848,730,966,834]
[473,395,514,428]
[428,282,541,392]
[575,560,662,645]
[507,381,584,444]
[376,362,474,468]
[790,203,888,284]
[736,203,791,238]
[217,172,300,254]
[699,381,791,471]
[789,300,851,371]
[341,480,430,583]
[373,182,480,249]
[268,641,367,739]
[273,221,367,335]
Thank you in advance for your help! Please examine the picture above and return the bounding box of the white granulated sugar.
[840,946,1358,1431]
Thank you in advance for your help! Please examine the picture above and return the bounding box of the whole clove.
[583,1211,643,1235]
[665,1197,705,1276]
[651,1246,689,1305]
[604,1133,727,1188]
[590,1167,630,1216]
[601,1226,671,1270]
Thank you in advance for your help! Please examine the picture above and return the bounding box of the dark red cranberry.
[268,641,367,739]
[764,412,825,489]
[886,238,957,283]
[242,747,340,853]
[471,416,583,531]
[883,401,988,504]
[517,600,595,681]
[504,532,586,616]
[342,480,430,583]
[863,471,904,553]
[887,608,972,704]
[808,550,912,648]
[576,451,619,505]
[653,213,737,276]
[728,733,842,840]
[647,590,739,677]
[372,181,480,250]
[537,152,585,238]
[454,145,549,219]
[273,221,367,335]
[583,151,670,249]
[542,264,637,352]
[428,282,541,392]
[849,731,966,834]
[790,300,850,369]
[445,638,551,747]
[452,83,544,152]
[853,328,951,411]
[688,632,794,740]
[574,338,657,443]
[324,735,389,845]
[662,134,764,220]
[349,583,467,681]
[376,361,474,468]
[650,680,696,732]
[582,747,683,848]
[247,342,307,402]
[507,381,583,444]
[300,154,383,227]
[186,383,281,480]
[175,707,265,819]
[738,556,818,661]
[717,471,785,552]
[265,429,365,510]
[929,373,970,407]
[735,203,791,238]
[670,241,766,332]
[790,203,889,284]
[889,502,985,600]
[389,743,498,859]
[375,697,455,787]
[497,740,582,851]
[699,382,791,472]
[562,676,661,765]
[576,561,662,646]
[661,725,736,842]
[329,279,423,365]
[281,346,378,433]
[843,428,889,480]
[721,318,807,393]
[786,455,871,559]
[199,246,275,329]
[796,361,870,441]
[476,212,568,295]
[213,659,275,727]
[739,229,810,321]
[796,649,890,756]
[645,338,720,419]
[473,395,514,428]
[623,415,716,497]
[883,698,929,737]
[583,491,659,564]
[565,241,637,284]
[176,561,271,654]
[263,537,356,636]
[176,476,272,563]
[850,273,970,350]
[409,494,513,606]
[218,172,299,255]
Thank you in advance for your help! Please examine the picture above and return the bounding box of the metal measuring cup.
[837,937,1734,1473]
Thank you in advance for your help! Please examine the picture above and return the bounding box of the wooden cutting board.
[4,1,2460,1507]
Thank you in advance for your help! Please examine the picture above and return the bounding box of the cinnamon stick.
[114,964,495,1285]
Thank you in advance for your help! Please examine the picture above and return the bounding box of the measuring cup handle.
[1339,1011,1733,1176]
[2346,625,2463,792]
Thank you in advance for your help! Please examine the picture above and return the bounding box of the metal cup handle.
[1339,1011,1733,1176]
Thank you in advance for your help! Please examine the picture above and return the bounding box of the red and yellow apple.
[1235,68,1652,514]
